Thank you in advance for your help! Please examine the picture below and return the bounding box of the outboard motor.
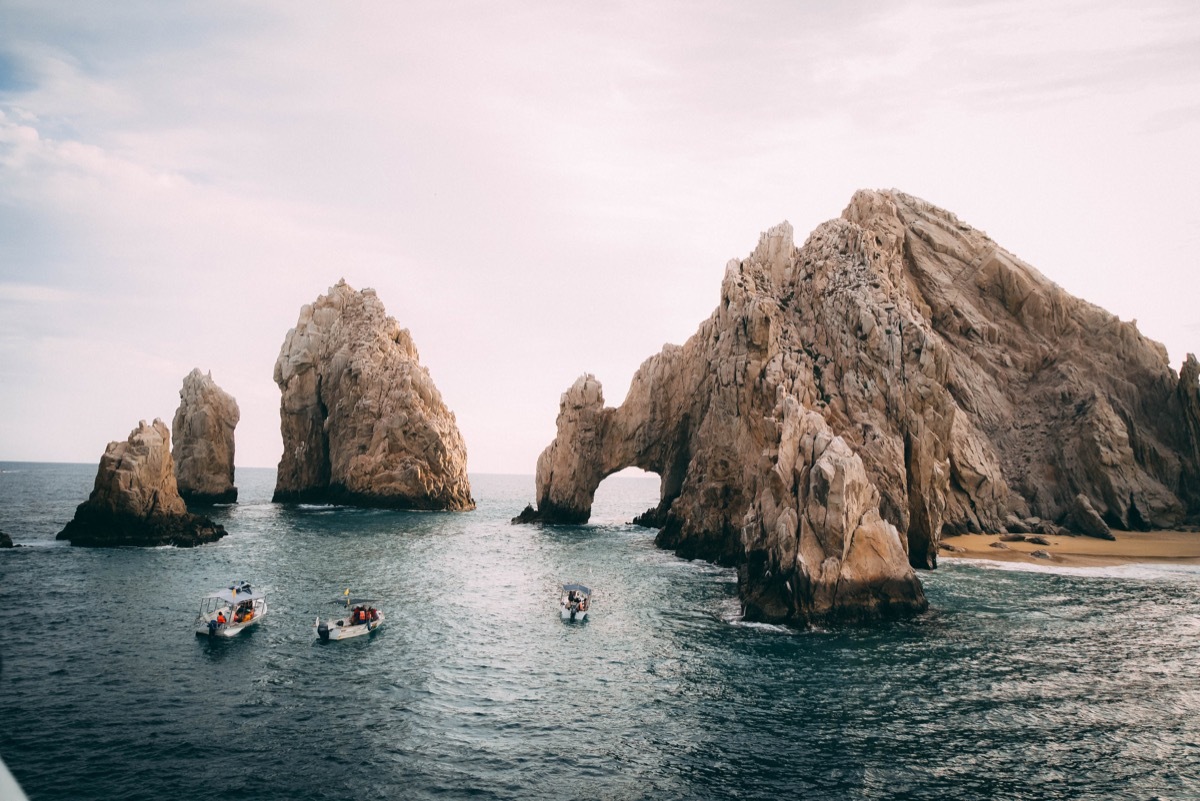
[207,618,219,636]
[317,621,330,642]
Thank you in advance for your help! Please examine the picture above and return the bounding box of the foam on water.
[949,555,1200,582]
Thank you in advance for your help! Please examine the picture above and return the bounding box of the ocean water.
[2,462,1199,801]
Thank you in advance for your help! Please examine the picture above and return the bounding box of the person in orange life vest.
[216,611,227,625]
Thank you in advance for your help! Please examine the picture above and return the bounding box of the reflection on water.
[0,465,1198,800]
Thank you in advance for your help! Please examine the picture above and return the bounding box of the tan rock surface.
[57,419,226,547]
[518,190,1200,624]
[273,280,473,510]
[172,368,239,504]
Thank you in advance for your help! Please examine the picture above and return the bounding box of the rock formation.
[517,190,1200,625]
[57,419,227,547]
[273,280,473,510]
[172,368,240,504]
[0,529,12,548]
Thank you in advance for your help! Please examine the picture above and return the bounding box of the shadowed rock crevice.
[516,189,1200,625]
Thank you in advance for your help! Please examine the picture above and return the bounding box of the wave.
[946,557,1200,582]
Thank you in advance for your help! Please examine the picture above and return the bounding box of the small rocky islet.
[41,190,1200,628]
[56,419,227,547]
[173,368,240,505]
[272,280,474,511]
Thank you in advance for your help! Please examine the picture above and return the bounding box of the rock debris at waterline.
[273,279,474,510]
[172,368,240,505]
[517,188,1200,625]
[57,418,226,547]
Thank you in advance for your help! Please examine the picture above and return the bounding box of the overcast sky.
[2,0,1199,474]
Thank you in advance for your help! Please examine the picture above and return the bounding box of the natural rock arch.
[516,190,1200,625]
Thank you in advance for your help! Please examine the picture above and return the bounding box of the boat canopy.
[562,584,591,595]
[204,581,263,604]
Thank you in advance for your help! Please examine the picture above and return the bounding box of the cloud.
[1,0,1200,469]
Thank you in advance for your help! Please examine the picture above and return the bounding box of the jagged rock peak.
[273,280,473,510]
[172,368,240,504]
[57,419,227,547]
[517,188,1200,625]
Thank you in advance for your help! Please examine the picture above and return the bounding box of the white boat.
[314,591,384,641]
[560,583,591,622]
[195,581,267,637]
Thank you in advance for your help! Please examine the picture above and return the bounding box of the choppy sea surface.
[2,462,1199,801]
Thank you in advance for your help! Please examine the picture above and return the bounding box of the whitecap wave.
[946,557,1200,582]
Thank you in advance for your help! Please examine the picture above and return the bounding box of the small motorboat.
[195,581,267,637]
[314,590,384,641]
[560,583,591,622]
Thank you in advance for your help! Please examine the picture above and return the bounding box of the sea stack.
[517,189,1200,625]
[272,280,474,510]
[57,419,227,547]
[172,368,240,504]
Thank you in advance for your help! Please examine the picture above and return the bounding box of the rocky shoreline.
[939,531,1200,567]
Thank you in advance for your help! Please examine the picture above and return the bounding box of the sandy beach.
[940,530,1200,567]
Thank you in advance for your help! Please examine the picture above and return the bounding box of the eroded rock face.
[172,369,239,504]
[57,419,226,547]
[518,190,1200,625]
[273,280,473,510]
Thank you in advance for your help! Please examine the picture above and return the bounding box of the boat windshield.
[198,596,230,617]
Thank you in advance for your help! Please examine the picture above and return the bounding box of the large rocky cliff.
[518,190,1200,625]
[172,368,240,504]
[273,280,474,510]
[58,419,227,547]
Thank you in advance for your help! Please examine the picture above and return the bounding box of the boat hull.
[560,606,588,622]
[315,612,384,641]
[195,603,268,637]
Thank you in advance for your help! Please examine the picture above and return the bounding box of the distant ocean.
[2,462,1199,800]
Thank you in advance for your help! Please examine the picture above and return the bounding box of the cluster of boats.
[195,581,592,638]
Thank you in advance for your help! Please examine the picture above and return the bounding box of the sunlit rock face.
[273,280,473,510]
[172,368,239,504]
[518,190,1200,625]
[57,419,226,547]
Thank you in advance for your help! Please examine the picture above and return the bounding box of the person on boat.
[216,611,227,625]
[368,607,379,622]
